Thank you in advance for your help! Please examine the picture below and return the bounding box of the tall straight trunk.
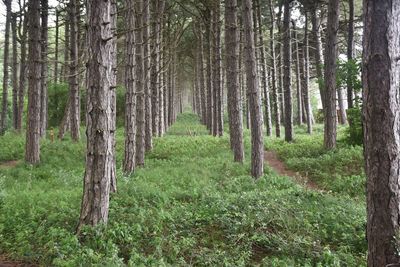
[212,2,223,137]
[337,88,347,125]
[77,0,116,231]
[225,0,244,163]
[25,0,42,164]
[346,0,354,109]
[199,24,207,125]
[303,13,312,134]
[40,0,49,137]
[143,0,152,151]
[1,0,11,134]
[311,6,325,110]
[69,0,80,141]
[123,0,136,174]
[283,0,293,142]
[242,0,264,179]
[54,9,59,85]
[268,0,281,138]
[206,13,214,133]
[363,1,400,265]
[17,15,28,132]
[277,4,285,125]
[63,12,70,83]
[323,0,340,150]
[293,21,302,126]
[256,0,272,137]
[11,13,18,130]
[158,14,165,136]
[135,0,146,167]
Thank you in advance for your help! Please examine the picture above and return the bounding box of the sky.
[0,0,60,32]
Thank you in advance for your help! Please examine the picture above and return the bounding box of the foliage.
[0,114,366,266]
[345,107,363,146]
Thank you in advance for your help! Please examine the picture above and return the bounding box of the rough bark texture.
[123,0,136,174]
[293,21,302,126]
[11,13,18,130]
[242,0,264,179]
[135,0,146,167]
[143,0,153,151]
[283,0,293,142]
[54,9,59,85]
[25,0,42,164]
[199,24,207,126]
[256,0,272,137]
[268,0,281,138]
[303,13,312,134]
[311,6,325,110]
[206,13,214,133]
[337,88,347,125]
[323,0,340,150]
[63,12,70,83]
[347,0,354,109]
[78,0,116,231]
[363,1,400,265]
[17,14,28,132]
[225,0,244,163]
[40,0,49,137]
[1,0,11,134]
[69,0,80,141]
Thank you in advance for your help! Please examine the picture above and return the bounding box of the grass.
[0,113,366,266]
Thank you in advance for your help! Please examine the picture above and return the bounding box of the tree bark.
[11,13,18,130]
[311,6,325,110]
[123,0,136,174]
[268,0,281,138]
[323,0,340,150]
[283,0,293,142]
[256,0,272,137]
[25,0,42,164]
[225,0,244,163]
[77,0,116,231]
[293,21,302,126]
[40,0,49,137]
[242,0,264,179]
[1,0,11,134]
[302,13,312,134]
[63,11,70,83]
[143,0,153,151]
[17,12,28,132]
[363,1,400,265]
[54,9,59,85]
[206,12,214,133]
[346,0,354,109]
[135,0,146,167]
[337,88,347,125]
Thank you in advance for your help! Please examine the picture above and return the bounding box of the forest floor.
[0,113,366,266]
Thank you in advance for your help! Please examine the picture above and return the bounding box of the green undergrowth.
[266,125,365,199]
[0,113,366,266]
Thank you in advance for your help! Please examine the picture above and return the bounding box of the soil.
[0,255,36,267]
[264,150,323,192]
[0,160,19,169]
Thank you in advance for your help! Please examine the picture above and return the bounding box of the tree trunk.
[199,24,207,126]
[40,0,49,137]
[11,13,18,130]
[25,0,42,164]
[347,0,354,109]
[293,21,302,126]
[54,9,59,85]
[268,0,281,138]
[283,0,293,142]
[123,0,136,174]
[135,0,146,167]
[303,13,312,134]
[323,0,340,150]
[68,0,80,141]
[225,0,244,163]
[242,0,264,179]
[1,0,11,134]
[143,0,152,151]
[363,1,400,265]
[311,6,325,110]
[77,0,116,231]
[256,0,272,137]
[337,88,347,125]
[17,14,28,132]
[206,13,214,133]
[63,12,70,83]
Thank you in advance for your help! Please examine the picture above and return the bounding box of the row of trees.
[2,0,400,265]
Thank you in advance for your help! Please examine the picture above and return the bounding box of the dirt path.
[0,255,35,267]
[264,151,323,192]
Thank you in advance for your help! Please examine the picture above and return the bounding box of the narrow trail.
[0,160,19,169]
[264,150,324,192]
[0,255,35,267]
